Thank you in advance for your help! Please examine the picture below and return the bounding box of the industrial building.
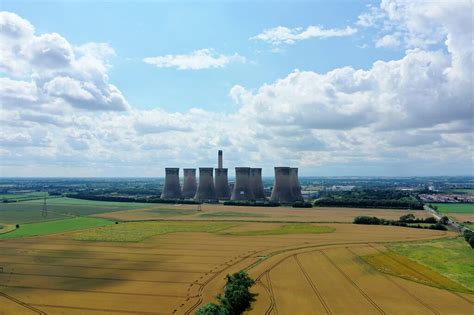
[161,168,182,199]
[250,168,265,200]
[182,168,197,199]
[231,167,254,200]
[194,168,217,201]
[215,150,231,199]
[161,150,303,204]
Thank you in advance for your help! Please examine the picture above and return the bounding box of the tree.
[440,216,450,225]
[469,236,474,249]
[195,303,229,315]
[399,214,415,222]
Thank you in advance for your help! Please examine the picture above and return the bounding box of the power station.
[161,150,303,204]
[182,168,197,199]
[161,168,182,199]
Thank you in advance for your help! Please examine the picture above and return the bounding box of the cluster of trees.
[353,215,447,230]
[292,201,313,208]
[463,230,474,249]
[223,201,280,207]
[315,189,423,210]
[196,271,256,315]
[65,194,201,204]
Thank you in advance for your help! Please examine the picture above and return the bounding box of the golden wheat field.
[1,216,472,315]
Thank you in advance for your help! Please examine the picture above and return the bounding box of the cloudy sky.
[0,0,472,177]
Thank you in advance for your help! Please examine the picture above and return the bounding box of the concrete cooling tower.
[215,168,231,200]
[290,168,304,201]
[231,167,254,201]
[161,168,182,199]
[270,167,294,203]
[250,168,265,200]
[182,168,197,199]
[194,168,217,201]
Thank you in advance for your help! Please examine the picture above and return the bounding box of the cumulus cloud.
[0,3,472,176]
[0,11,129,111]
[143,49,246,70]
[251,25,357,45]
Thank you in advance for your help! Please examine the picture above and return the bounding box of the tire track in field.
[29,303,169,315]
[369,245,473,305]
[0,290,46,315]
[320,250,386,315]
[294,255,332,315]
[345,247,440,315]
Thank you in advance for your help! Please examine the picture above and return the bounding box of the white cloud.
[143,49,245,70]
[0,11,128,111]
[375,33,401,48]
[251,25,357,45]
[0,5,472,176]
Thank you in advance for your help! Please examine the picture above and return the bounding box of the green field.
[72,221,236,242]
[389,237,474,291]
[0,217,114,240]
[430,203,474,213]
[0,197,151,222]
[225,224,335,236]
[199,211,267,218]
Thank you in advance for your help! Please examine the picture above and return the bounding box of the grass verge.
[72,221,236,242]
[0,217,114,240]
[224,223,335,236]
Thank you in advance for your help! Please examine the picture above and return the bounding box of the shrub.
[399,214,416,222]
[292,201,312,208]
[469,236,474,249]
[353,216,381,225]
[423,217,438,224]
[195,303,229,315]
[463,230,474,242]
[429,223,448,231]
[15,224,20,229]
[440,216,450,225]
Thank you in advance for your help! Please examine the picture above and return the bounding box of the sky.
[0,0,473,177]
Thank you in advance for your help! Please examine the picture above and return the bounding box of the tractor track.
[0,290,46,315]
[294,255,332,314]
[320,250,386,315]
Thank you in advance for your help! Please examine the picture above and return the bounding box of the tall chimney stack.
[215,168,231,200]
[270,167,293,203]
[231,167,254,201]
[161,168,182,200]
[182,168,197,199]
[250,168,265,200]
[218,150,223,169]
[194,168,217,201]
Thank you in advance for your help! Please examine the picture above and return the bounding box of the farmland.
[0,195,473,314]
[94,203,431,223]
[430,203,474,225]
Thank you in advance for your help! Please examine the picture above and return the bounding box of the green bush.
[195,303,229,315]
[195,271,256,315]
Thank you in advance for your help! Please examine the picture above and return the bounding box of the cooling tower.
[215,168,231,200]
[270,167,293,203]
[161,168,182,200]
[290,168,304,201]
[231,167,254,201]
[218,150,223,169]
[194,168,217,201]
[250,168,265,200]
[182,168,197,199]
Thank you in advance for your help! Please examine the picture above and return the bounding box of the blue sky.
[0,1,472,176]
[4,0,404,112]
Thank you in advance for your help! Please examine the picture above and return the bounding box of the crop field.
[431,203,474,214]
[0,197,153,223]
[0,192,48,202]
[95,203,431,223]
[0,217,114,240]
[1,219,470,315]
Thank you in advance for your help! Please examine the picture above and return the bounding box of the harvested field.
[0,221,470,315]
[95,203,431,223]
